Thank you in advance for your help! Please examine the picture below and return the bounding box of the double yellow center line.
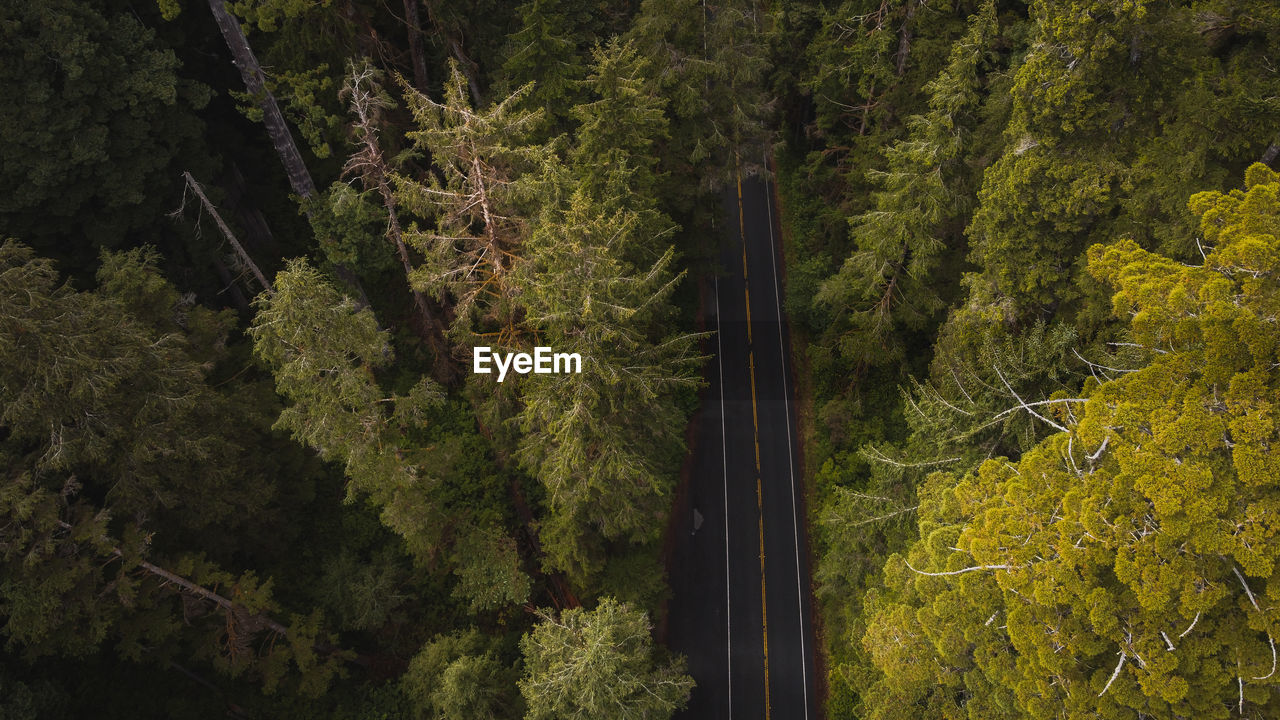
[737,169,771,719]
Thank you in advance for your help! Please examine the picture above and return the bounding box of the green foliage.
[501,0,588,133]
[450,525,531,613]
[0,242,344,695]
[518,598,693,720]
[402,629,522,720]
[817,1,998,368]
[397,62,547,343]
[0,242,273,529]
[250,260,447,557]
[0,0,207,253]
[515,178,701,585]
[858,165,1280,719]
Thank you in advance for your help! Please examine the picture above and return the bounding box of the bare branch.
[1178,612,1201,639]
[993,365,1070,433]
[1099,652,1126,696]
[903,559,1012,577]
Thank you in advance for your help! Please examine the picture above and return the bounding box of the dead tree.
[341,62,452,375]
[204,0,370,305]
[403,0,430,91]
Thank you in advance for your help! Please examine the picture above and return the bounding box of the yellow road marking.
[749,353,759,431]
[740,162,772,720]
[758,480,771,718]
[749,353,761,471]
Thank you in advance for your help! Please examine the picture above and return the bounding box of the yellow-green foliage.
[860,165,1280,719]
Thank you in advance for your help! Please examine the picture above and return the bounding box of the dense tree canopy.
[6,0,1280,716]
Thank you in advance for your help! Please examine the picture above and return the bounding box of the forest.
[2,0,1280,719]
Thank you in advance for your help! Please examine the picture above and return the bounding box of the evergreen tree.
[518,598,693,720]
[249,260,529,609]
[570,38,674,268]
[860,164,1280,719]
[249,259,443,558]
[501,0,587,134]
[703,0,775,182]
[516,189,701,585]
[402,629,522,720]
[0,242,342,694]
[396,63,547,347]
[816,1,997,368]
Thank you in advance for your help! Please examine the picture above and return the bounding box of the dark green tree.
[816,1,998,368]
[0,0,207,253]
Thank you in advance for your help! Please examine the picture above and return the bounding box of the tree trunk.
[895,0,919,77]
[403,0,430,92]
[184,172,273,294]
[205,0,374,308]
[1262,139,1279,167]
[206,0,316,199]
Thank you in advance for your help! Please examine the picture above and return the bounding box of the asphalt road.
[666,173,818,720]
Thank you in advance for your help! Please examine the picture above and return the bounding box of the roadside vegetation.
[773,1,1280,717]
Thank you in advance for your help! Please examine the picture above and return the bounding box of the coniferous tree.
[516,190,701,584]
[0,242,343,695]
[518,598,693,720]
[396,63,546,348]
[249,259,529,609]
[501,0,587,134]
[703,0,775,182]
[816,1,997,369]
[860,164,1280,720]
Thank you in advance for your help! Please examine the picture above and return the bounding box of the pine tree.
[249,259,446,559]
[249,259,529,607]
[817,1,997,368]
[515,190,701,584]
[518,598,693,720]
[396,62,547,347]
[570,38,674,267]
[703,0,775,182]
[501,0,587,134]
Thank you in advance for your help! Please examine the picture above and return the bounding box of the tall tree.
[860,164,1280,719]
[570,37,672,253]
[249,260,529,608]
[516,190,701,584]
[402,629,522,720]
[340,60,448,362]
[816,1,998,369]
[703,0,775,182]
[249,259,444,559]
[518,598,693,720]
[396,63,546,347]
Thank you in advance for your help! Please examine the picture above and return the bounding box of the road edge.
[766,153,829,719]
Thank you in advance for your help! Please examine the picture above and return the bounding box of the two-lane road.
[667,172,818,720]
